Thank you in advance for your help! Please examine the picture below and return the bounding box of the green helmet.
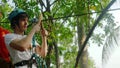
[8,8,26,21]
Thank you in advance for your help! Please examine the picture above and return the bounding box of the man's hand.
[33,14,43,33]
[41,28,48,37]
[38,14,48,37]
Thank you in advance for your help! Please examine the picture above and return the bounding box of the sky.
[88,43,103,68]
[105,47,120,68]
[103,8,120,68]
[88,1,120,68]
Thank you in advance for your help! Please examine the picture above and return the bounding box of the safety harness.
[14,35,47,68]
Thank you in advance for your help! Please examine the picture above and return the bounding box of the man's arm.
[35,29,48,58]
[9,29,36,51]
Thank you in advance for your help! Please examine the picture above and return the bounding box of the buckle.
[27,59,36,67]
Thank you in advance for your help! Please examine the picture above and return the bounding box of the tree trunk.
[53,40,60,68]
[80,47,88,68]
[77,18,88,68]
[46,44,53,68]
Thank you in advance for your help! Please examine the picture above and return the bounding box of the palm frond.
[102,26,120,67]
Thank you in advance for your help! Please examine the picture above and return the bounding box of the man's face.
[17,17,28,32]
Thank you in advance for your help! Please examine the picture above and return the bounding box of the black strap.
[14,59,36,67]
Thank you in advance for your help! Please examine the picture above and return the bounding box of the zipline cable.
[1,7,120,24]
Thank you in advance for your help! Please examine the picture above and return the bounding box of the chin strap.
[31,35,47,68]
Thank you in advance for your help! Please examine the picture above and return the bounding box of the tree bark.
[76,18,88,68]
[53,40,60,68]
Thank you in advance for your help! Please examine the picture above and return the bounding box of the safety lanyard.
[32,35,47,68]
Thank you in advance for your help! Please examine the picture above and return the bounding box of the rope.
[32,35,47,68]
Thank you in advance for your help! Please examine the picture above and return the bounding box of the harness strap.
[14,59,36,67]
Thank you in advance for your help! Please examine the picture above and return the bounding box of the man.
[4,8,48,68]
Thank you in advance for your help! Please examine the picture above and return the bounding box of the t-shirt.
[4,33,38,64]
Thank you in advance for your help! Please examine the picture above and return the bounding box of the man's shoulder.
[5,33,17,38]
[5,33,14,36]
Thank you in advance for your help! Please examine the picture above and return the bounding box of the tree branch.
[50,0,59,6]
[59,11,73,28]
[37,0,47,9]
